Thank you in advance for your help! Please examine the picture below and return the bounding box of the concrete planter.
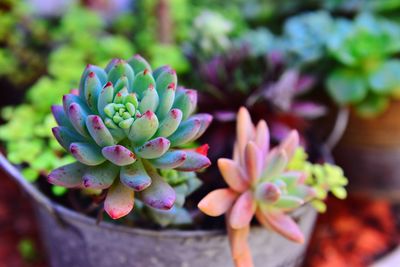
[0,154,317,267]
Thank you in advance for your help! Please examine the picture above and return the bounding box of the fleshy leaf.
[155,68,177,97]
[79,64,107,97]
[84,71,102,112]
[168,117,201,146]
[279,130,299,160]
[128,111,159,145]
[82,162,119,189]
[104,180,134,219]
[70,142,105,166]
[188,113,213,140]
[261,149,288,181]
[127,54,152,74]
[120,160,152,191]
[255,120,269,157]
[52,126,85,151]
[173,88,197,120]
[218,158,248,192]
[138,85,159,113]
[107,59,135,87]
[101,145,136,166]
[244,141,261,182]
[260,209,305,243]
[97,82,114,118]
[156,84,176,120]
[229,190,256,229]
[86,115,115,147]
[139,165,176,210]
[132,69,156,98]
[68,103,89,137]
[155,109,182,137]
[175,151,211,171]
[198,189,237,216]
[236,107,255,165]
[51,105,72,128]
[149,150,187,169]
[47,162,86,188]
[273,195,304,210]
[134,137,170,159]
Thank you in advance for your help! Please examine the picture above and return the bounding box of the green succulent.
[288,147,348,212]
[326,13,400,117]
[48,56,212,219]
[277,11,334,66]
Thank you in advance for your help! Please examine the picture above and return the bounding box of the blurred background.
[1,0,400,266]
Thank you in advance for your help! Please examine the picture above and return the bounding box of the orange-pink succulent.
[198,107,315,267]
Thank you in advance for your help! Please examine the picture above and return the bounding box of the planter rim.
[52,200,225,238]
[0,153,225,237]
[0,151,311,239]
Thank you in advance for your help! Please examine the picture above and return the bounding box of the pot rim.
[0,153,226,237]
[0,152,313,239]
[52,200,225,238]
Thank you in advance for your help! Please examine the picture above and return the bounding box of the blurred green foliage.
[288,147,348,213]
[326,13,400,117]
[0,0,399,205]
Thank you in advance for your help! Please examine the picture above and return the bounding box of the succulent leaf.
[52,126,85,151]
[70,142,105,166]
[149,150,187,169]
[47,162,86,188]
[104,180,134,220]
[139,164,176,210]
[120,160,152,191]
[173,88,197,120]
[82,162,119,189]
[51,105,73,128]
[101,145,136,166]
[86,115,115,147]
[134,137,170,159]
[168,117,201,146]
[128,111,159,145]
[175,150,211,171]
[127,54,152,74]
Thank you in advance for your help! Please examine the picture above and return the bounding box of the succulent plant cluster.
[198,107,315,267]
[48,55,212,219]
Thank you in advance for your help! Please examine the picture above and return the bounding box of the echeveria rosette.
[198,107,315,267]
[48,55,212,219]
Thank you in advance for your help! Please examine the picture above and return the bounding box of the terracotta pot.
[0,154,317,267]
[334,101,400,199]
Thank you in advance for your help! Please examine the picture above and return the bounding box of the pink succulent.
[198,107,314,267]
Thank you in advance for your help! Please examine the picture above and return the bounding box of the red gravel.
[0,170,47,267]
[303,196,400,267]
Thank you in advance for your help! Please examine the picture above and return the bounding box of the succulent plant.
[288,147,348,213]
[198,107,315,267]
[184,10,234,60]
[277,11,334,66]
[48,55,212,219]
[326,13,400,117]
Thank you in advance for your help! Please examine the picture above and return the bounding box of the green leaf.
[355,94,389,118]
[326,68,368,105]
[368,60,400,94]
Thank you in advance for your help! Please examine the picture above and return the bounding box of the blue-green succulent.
[48,55,212,219]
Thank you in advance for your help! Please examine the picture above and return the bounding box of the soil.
[1,168,400,267]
